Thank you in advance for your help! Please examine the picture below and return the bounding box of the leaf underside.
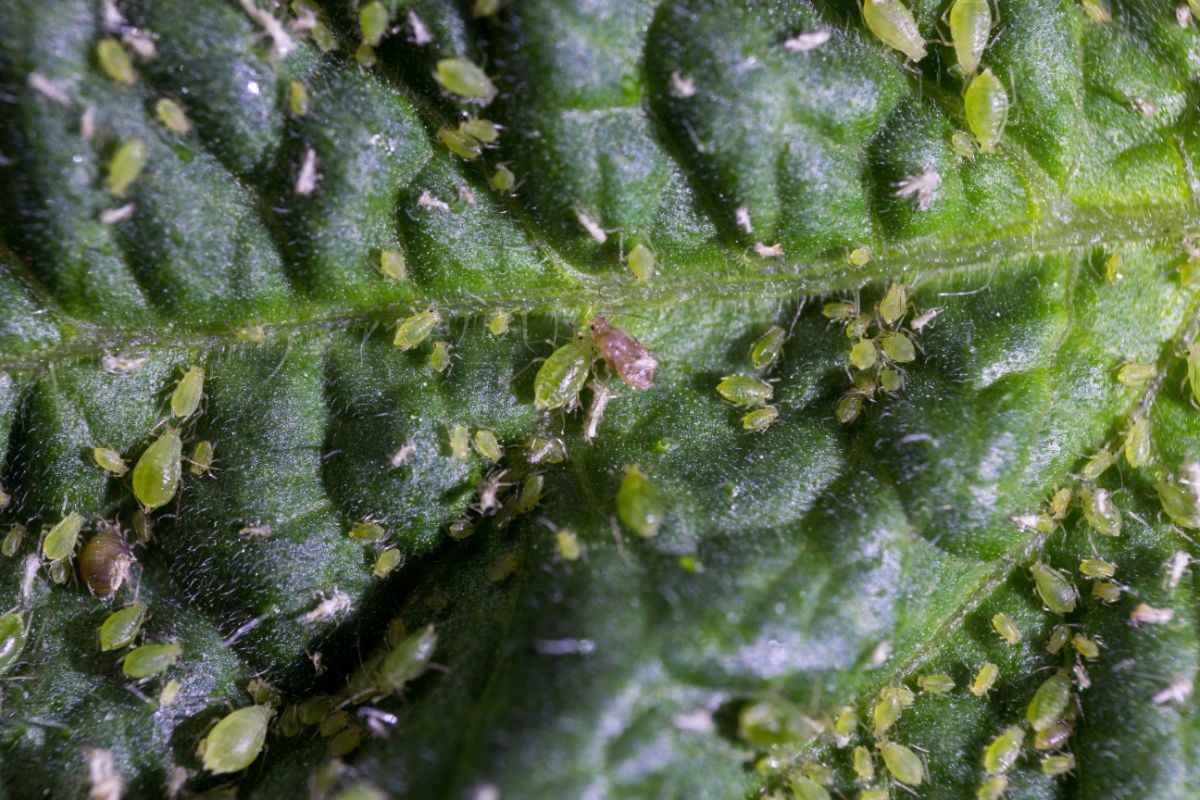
[1,0,1199,798]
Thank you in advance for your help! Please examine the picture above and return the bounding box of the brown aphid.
[589,316,657,390]
[79,527,134,598]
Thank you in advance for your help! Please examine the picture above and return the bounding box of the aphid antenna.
[536,516,560,533]
[893,779,922,797]
[785,298,807,336]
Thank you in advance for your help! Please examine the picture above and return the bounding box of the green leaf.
[1,0,1199,797]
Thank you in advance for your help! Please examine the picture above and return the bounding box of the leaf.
[0,0,1198,798]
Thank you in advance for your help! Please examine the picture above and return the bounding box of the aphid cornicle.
[201,705,274,774]
[863,0,928,61]
[534,339,593,411]
[80,528,135,597]
[965,68,1010,153]
[132,429,182,511]
[99,603,146,651]
[171,366,204,418]
[948,0,992,75]
[591,317,657,391]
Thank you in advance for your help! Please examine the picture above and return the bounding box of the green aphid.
[123,641,181,679]
[360,1,390,47]
[1105,252,1124,284]
[742,406,779,433]
[393,310,440,350]
[132,429,182,511]
[1117,362,1154,386]
[880,741,924,786]
[489,164,516,192]
[1042,753,1075,776]
[171,366,204,418]
[356,42,377,68]
[1124,415,1151,468]
[373,547,403,578]
[970,663,999,697]
[519,474,544,513]
[951,130,977,160]
[1080,449,1115,480]
[527,435,567,464]
[991,611,1021,644]
[801,761,834,785]
[948,0,991,74]
[750,325,786,370]
[0,613,27,675]
[617,465,664,538]
[1050,487,1072,519]
[625,243,656,283]
[872,693,901,736]
[850,339,878,370]
[1187,343,1200,404]
[106,138,148,198]
[977,776,1009,800]
[965,69,1009,153]
[534,339,593,411]
[556,529,582,561]
[1079,487,1121,536]
[429,341,452,373]
[880,367,904,392]
[881,332,916,363]
[155,98,191,135]
[159,679,181,706]
[93,446,128,476]
[2,523,25,557]
[318,709,349,738]
[1092,581,1122,603]
[984,725,1025,774]
[739,700,795,746]
[861,790,889,800]
[1081,0,1111,23]
[487,551,518,582]
[200,705,274,774]
[790,777,830,800]
[1026,670,1071,731]
[473,429,502,462]
[132,510,153,545]
[43,512,83,562]
[190,440,214,476]
[918,673,956,693]
[449,424,471,459]
[99,603,146,651]
[378,249,406,282]
[836,391,865,424]
[1031,561,1077,614]
[1046,624,1071,655]
[328,724,362,757]
[1155,480,1200,528]
[879,282,908,325]
[434,58,497,104]
[237,325,267,343]
[473,0,505,16]
[716,375,773,407]
[488,310,512,335]
[437,126,483,159]
[378,623,437,693]
[97,38,136,84]
[290,80,310,116]
[834,706,858,741]
[862,0,927,60]
[852,745,874,781]
[1071,633,1099,659]
[460,118,500,143]
[1079,558,1115,578]
[1034,722,1072,751]
[822,301,858,321]
[297,695,332,725]
[347,521,385,541]
[49,558,69,584]
[0,485,7,509]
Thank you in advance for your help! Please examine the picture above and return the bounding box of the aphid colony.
[823,283,937,424]
[715,325,787,432]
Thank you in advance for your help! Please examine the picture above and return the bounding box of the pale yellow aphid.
[171,366,204,418]
[1124,415,1151,468]
[948,0,992,75]
[93,447,128,476]
[393,310,440,350]
[155,98,191,135]
[556,530,582,561]
[880,741,924,786]
[849,247,871,267]
[879,282,908,325]
[964,69,1009,153]
[97,38,137,84]
[106,138,148,198]
[991,611,1020,644]
[984,725,1025,774]
[970,662,999,697]
[626,243,655,283]
[1105,252,1124,283]
[290,80,310,116]
[1117,362,1154,386]
[380,250,406,281]
[863,0,928,61]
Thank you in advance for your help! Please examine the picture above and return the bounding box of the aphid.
[862,0,928,60]
[1081,449,1116,479]
[328,725,362,757]
[965,69,1010,153]
[1079,487,1121,536]
[534,339,594,410]
[977,775,1008,800]
[1031,561,1078,614]
[1050,487,1072,518]
[289,80,310,116]
[879,367,904,392]
[99,603,146,651]
[984,725,1025,774]
[1092,581,1122,602]
[434,58,497,104]
[356,42,378,67]
[49,558,69,584]
[159,679,181,706]
[626,243,655,282]
[380,249,406,281]
[880,332,916,363]
[873,693,901,736]
[790,777,830,800]
[360,1,389,46]
[849,247,871,267]
[1035,723,1072,753]
[244,677,280,708]
[801,761,834,785]
[297,695,332,725]
[473,429,502,462]
[97,38,137,84]
[447,518,475,540]
[93,446,128,476]
[1129,603,1174,626]
[488,310,512,335]
[850,339,878,370]
[742,406,779,432]
[489,164,516,192]
[716,375,773,407]
[833,707,857,744]
[861,791,889,800]
[836,391,865,424]
[1079,558,1115,578]
[449,424,471,459]
[237,325,268,343]
[518,474,544,514]
[318,709,349,737]
[0,613,27,675]
[428,341,452,373]
[1042,753,1075,776]
[1026,670,1071,731]
[106,138,148,197]
[378,623,437,693]
[348,521,385,541]
[948,0,992,75]
[823,301,858,321]
[2,523,25,557]
[527,435,567,464]
[171,366,204,418]
[393,310,440,350]
[191,440,215,476]
[1080,0,1110,23]
[556,529,582,560]
[617,465,664,538]
[299,590,352,624]
[750,325,786,371]
[155,98,191,135]
[1186,343,1200,405]
[1157,480,1200,528]
[918,673,956,693]
[132,428,182,510]
[880,741,924,786]
[43,511,84,562]
[460,118,500,143]
[200,705,273,774]
[852,745,874,781]
[1105,252,1124,283]
[591,317,657,390]
[80,528,134,597]
[1071,633,1099,659]
[1124,415,1151,468]
[971,662,999,697]
[437,126,483,160]
[1047,624,1071,655]
[123,641,182,679]
[992,612,1021,644]
[486,549,518,582]
[1117,362,1154,386]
